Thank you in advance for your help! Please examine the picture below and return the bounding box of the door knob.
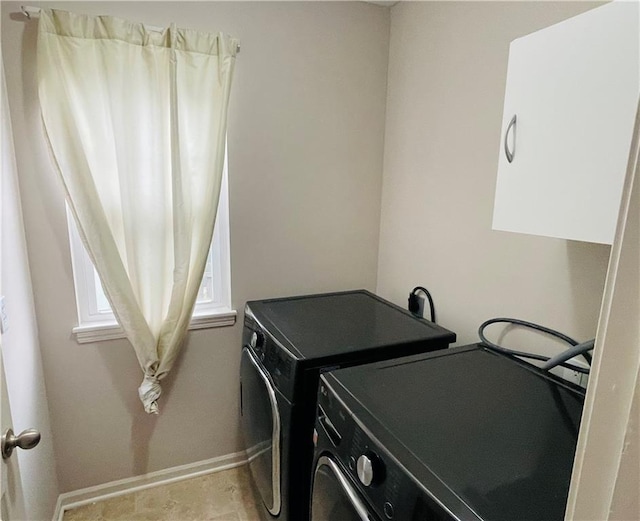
[2,428,41,459]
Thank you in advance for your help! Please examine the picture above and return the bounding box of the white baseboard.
[52,450,248,521]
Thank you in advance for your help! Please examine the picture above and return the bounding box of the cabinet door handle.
[504,114,517,163]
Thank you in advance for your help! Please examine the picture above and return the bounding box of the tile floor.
[62,465,262,521]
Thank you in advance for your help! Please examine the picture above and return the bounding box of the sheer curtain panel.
[37,9,237,413]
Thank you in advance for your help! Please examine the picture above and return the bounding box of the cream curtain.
[37,9,237,413]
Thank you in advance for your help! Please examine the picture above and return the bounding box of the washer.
[311,344,586,521]
[240,290,456,520]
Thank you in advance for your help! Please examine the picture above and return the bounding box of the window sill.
[72,309,237,344]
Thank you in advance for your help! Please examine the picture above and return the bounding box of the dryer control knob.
[357,452,384,487]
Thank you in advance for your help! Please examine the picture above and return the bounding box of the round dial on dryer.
[356,451,385,487]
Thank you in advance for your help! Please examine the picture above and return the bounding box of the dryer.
[240,290,456,521]
[310,344,586,521]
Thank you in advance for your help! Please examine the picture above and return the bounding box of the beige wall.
[377,1,610,354]
[1,1,390,493]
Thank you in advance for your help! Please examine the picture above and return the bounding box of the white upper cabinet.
[493,1,639,244]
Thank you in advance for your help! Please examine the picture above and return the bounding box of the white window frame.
[68,156,235,344]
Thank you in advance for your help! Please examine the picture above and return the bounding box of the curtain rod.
[20,5,241,53]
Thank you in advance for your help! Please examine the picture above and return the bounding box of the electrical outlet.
[563,360,590,388]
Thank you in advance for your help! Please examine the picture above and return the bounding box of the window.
[69,158,234,343]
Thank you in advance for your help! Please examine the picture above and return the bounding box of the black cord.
[410,286,436,323]
[478,318,592,374]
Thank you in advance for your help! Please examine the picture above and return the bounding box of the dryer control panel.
[243,308,295,400]
[315,377,454,521]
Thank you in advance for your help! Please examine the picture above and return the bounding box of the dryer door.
[311,456,376,521]
[240,347,281,515]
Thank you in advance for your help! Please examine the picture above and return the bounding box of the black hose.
[542,339,595,371]
[478,317,591,374]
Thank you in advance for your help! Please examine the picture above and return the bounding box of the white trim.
[564,91,640,520]
[190,309,237,330]
[52,450,248,521]
[72,309,237,344]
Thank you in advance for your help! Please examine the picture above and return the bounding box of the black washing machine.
[240,290,456,521]
[311,344,586,521]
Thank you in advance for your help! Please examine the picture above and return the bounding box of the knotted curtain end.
[138,374,162,414]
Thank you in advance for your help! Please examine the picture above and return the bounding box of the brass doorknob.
[1,428,41,459]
